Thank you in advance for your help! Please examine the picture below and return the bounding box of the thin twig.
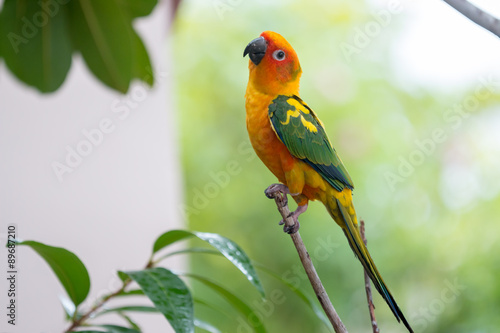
[64,260,154,332]
[360,220,379,333]
[443,0,500,38]
[267,190,347,333]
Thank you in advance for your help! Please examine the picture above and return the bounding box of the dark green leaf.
[68,0,133,93]
[97,305,158,316]
[154,230,265,297]
[152,230,195,253]
[157,247,220,261]
[185,274,266,333]
[69,331,105,333]
[16,240,90,307]
[117,313,141,331]
[123,268,194,333]
[118,0,158,18]
[117,271,130,283]
[99,324,140,333]
[0,0,72,92]
[115,289,144,297]
[131,30,153,85]
[193,297,233,320]
[193,232,265,297]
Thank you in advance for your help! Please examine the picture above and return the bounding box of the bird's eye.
[272,50,286,61]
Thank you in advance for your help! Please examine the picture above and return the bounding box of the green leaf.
[194,232,265,297]
[70,326,139,333]
[185,274,267,333]
[97,305,158,317]
[115,289,144,297]
[117,313,141,331]
[157,247,220,261]
[193,297,232,319]
[68,0,133,93]
[194,319,221,333]
[99,325,140,333]
[118,0,158,18]
[123,268,194,333]
[152,230,195,253]
[16,240,90,307]
[117,270,130,283]
[131,30,153,85]
[0,0,72,92]
[153,230,265,297]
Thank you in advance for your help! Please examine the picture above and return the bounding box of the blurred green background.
[173,0,500,332]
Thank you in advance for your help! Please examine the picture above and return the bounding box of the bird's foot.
[278,204,308,234]
[280,216,300,234]
[265,183,291,199]
[265,184,305,234]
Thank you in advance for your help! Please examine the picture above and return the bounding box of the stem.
[443,0,500,38]
[267,190,347,333]
[360,220,379,333]
[64,259,154,332]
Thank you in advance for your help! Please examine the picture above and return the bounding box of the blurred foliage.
[0,0,157,93]
[173,0,500,332]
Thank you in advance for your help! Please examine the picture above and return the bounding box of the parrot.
[243,31,413,332]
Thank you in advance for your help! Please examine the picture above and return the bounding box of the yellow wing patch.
[280,109,301,125]
[279,98,318,133]
[300,116,318,133]
[287,98,310,114]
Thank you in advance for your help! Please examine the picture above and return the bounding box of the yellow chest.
[245,88,292,181]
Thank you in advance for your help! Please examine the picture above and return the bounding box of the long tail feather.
[335,198,413,333]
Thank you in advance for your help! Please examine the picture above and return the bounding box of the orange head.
[244,31,302,96]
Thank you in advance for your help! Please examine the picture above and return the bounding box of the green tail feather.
[335,199,413,333]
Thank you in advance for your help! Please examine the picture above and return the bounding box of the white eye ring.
[272,50,286,61]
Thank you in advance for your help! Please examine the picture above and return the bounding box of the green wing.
[268,95,354,192]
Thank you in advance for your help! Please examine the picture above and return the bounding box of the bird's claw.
[264,183,290,199]
[284,221,300,234]
[265,184,306,234]
[280,212,300,234]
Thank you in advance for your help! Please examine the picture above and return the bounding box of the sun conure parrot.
[244,31,413,332]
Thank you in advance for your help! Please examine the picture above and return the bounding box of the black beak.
[243,36,267,65]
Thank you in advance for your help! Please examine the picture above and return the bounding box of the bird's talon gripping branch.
[280,204,307,233]
[284,220,300,234]
[264,183,290,199]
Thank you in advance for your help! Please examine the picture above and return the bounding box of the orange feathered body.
[245,84,356,223]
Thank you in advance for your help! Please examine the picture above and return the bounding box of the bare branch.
[267,190,347,333]
[360,220,379,333]
[443,0,500,38]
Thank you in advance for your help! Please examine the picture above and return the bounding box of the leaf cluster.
[15,229,329,332]
[0,0,157,93]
